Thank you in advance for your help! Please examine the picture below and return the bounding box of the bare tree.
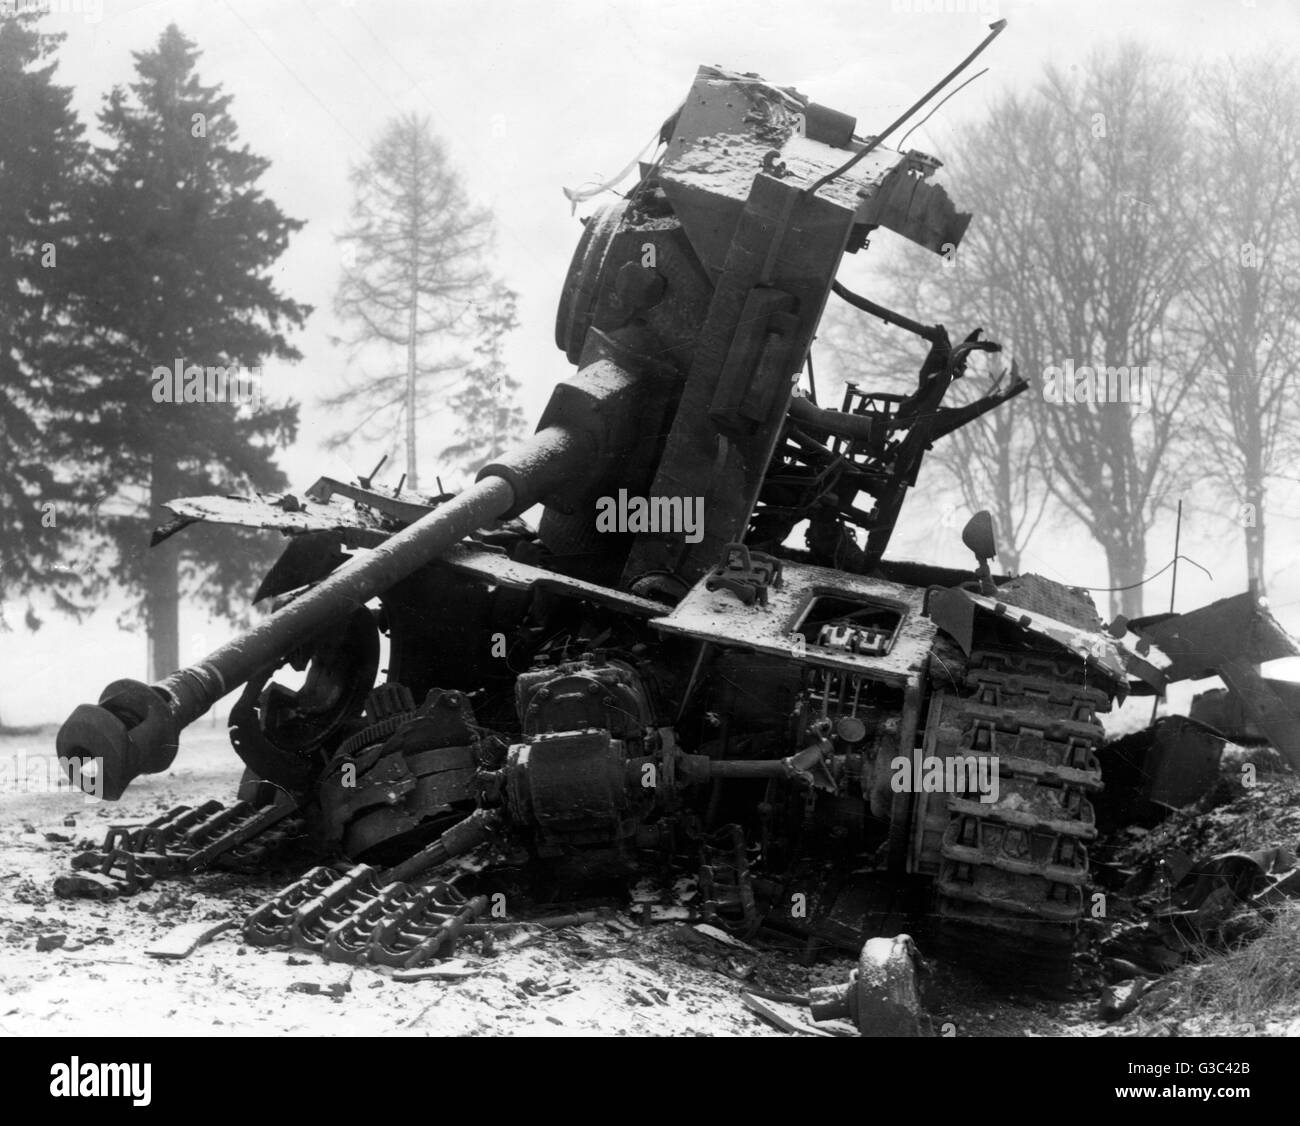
[328,114,496,491]
[1179,55,1300,595]
[920,45,1204,619]
[820,46,1208,617]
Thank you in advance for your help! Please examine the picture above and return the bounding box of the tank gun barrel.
[56,422,594,800]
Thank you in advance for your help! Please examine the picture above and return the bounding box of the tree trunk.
[1103,538,1146,623]
[1237,292,1265,595]
[146,456,180,681]
[1244,478,1266,595]
[405,288,419,492]
[404,139,423,493]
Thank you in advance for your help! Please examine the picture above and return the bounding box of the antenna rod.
[804,19,1008,199]
[1150,499,1184,723]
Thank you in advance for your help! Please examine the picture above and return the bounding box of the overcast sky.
[8,0,1300,723]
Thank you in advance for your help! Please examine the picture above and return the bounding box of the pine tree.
[0,13,96,626]
[69,24,309,678]
[440,284,526,484]
[326,113,501,491]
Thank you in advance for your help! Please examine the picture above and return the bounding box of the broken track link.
[931,648,1111,990]
[53,796,302,899]
[243,864,501,967]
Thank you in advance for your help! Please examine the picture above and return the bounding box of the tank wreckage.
[54,26,1300,1024]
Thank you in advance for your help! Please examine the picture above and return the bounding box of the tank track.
[52,796,301,899]
[931,648,1110,990]
[244,863,492,966]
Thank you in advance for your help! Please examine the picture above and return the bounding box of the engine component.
[500,654,658,853]
[316,688,492,863]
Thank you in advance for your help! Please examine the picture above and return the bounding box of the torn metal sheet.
[303,477,443,526]
[856,161,972,255]
[157,491,391,544]
[1130,592,1300,679]
[933,585,1130,684]
[1133,594,1300,769]
[159,489,668,619]
[145,919,235,959]
[968,590,1126,680]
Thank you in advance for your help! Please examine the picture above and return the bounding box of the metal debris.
[144,919,235,960]
[808,934,929,1037]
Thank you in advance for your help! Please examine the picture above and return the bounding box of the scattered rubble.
[7,696,1300,1037]
[1076,745,1300,1034]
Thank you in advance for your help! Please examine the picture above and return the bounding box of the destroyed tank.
[56,49,1300,992]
